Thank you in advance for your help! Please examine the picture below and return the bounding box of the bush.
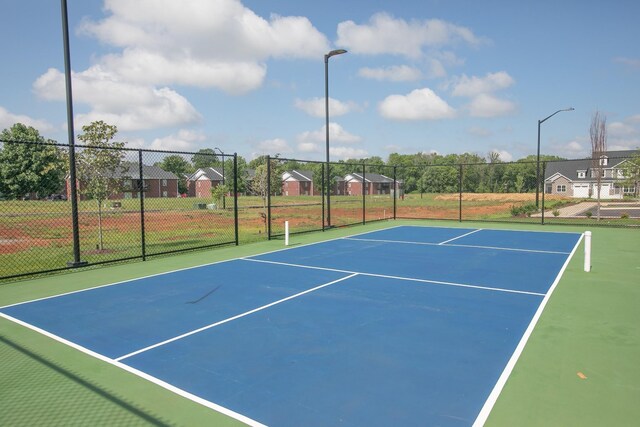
[510,203,539,217]
[585,211,593,218]
[552,209,560,217]
[621,212,629,219]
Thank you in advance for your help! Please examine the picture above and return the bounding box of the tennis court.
[0,225,583,426]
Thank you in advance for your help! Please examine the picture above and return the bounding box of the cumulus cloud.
[450,71,514,97]
[358,65,423,82]
[491,149,513,162]
[79,0,329,93]
[33,68,201,131]
[330,146,368,159]
[255,138,293,155]
[149,129,207,151]
[297,123,362,145]
[294,98,355,118]
[336,13,484,58]
[0,107,55,133]
[378,88,456,121]
[467,94,516,118]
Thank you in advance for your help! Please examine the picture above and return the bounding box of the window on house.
[600,156,608,166]
[577,170,586,178]
[556,185,566,192]
[162,191,168,197]
[546,184,552,193]
[623,186,635,194]
[162,179,167,186]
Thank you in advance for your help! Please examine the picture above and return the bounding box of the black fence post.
[234,153,239,245]
[321,165,325,231]
[138,150,146,261]
[458,164,463,222]
[541,161,546,225]
[393,165,397,220]
[267,155,272,240]
[362,163,366,225]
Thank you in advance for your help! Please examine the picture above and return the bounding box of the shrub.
[552,209,560,217]
[621,212,629,219]
[585,211,593,218]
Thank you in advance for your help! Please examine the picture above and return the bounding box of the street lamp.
[324,48,347,228]
[535,107,574,207]
[214,147,225,209]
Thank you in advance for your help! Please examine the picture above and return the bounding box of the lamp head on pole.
[325,49,348,61]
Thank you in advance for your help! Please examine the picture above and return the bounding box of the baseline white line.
[116,273,358,361]
[472,232,585,426]
[438,228,482,244]
[0,312,267,427]
[344,237,571,255]
[244,258,546,297]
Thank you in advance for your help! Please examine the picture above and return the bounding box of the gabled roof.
[187,167,224,181]
[282,170,313,182]
[345,172,394,183]
[116,162,179,180]
[544,150,638,182]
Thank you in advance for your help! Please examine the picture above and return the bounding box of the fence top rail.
[0,138,236,158]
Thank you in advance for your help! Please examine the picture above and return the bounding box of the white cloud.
[330,147,368,159]
[79,0,330,94]
[609,121,636,137]
[451,71,515,97]
[336,13,484,58]
[467,126,492,137]
[149,129,206,151]
[358,65,422,82]
[491,149,513,162]
[297,123,362,144]
[378,88,456,121]
[467,94,516,118]
[294,98,355,118]
[297,142,321,153]
[33,67,201,132]
[256,138,292,155]
[0,107,55,133]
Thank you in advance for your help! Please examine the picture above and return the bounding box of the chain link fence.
[2,142,638,281]
[0,140,238,280]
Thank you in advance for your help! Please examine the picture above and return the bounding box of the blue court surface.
[0,225,583,426]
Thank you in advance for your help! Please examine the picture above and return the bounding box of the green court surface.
[1,220,638,426]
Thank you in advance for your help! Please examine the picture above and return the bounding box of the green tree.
[418,166,459,193]
[191,148,217,169]
[156,155,193,194]
[620,151,640,198]
[0,123,65,199]
[75,121,125,251]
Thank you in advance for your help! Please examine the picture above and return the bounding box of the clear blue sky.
[1,0,639,162]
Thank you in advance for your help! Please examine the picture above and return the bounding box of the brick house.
[544,150,637,199]
[343,172,402,196]
[282,170,317,196]
[187,167,225,198]
[67,162,179,200]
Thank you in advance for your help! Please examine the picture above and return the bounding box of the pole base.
[67,261,89,268]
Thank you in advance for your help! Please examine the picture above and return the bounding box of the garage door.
[573,183,590,198]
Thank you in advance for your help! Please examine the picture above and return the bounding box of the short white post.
[284,221,289,246]
[584,231,591,272]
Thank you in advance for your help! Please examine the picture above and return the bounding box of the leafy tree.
[620,151,640,198]
[192,148,218,169]
[246,157,283,232]
[155,155,193,194]
[0,123,66,199]
[75,121,125,251]
[418,166,459,193]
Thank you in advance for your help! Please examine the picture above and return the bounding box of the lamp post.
[536,107,574,207]
[324,49,347,228]
[214,147,225,209]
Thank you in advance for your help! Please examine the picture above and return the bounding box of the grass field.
[2,193,638,279]
[0,219,638,426]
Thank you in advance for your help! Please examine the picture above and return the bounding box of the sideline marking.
[471,232,584,426]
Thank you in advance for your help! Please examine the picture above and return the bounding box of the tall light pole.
[536,107,574,207]
[325,49,347,228]
[214,147,225,209]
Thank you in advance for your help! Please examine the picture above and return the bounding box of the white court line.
[0,312,267,427]
[471,232,585,426]
[244,258,546,297]
[438,228,482,244]
[344,237,571,255]
[115,273,358,362]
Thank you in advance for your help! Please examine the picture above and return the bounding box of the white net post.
[285,221,289,246]
[584,231,591,272]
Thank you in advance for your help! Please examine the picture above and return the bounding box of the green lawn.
[0,219,638,425]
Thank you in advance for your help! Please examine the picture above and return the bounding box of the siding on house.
[282,170,316,196]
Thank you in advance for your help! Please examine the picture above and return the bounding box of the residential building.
[282,170,316,196]
[544,150,637,199]
[187,167,225,198]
